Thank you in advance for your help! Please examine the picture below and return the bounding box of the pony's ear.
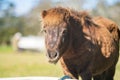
[80,12,92,26]
[41,10,47,18]
[64,9,71,23]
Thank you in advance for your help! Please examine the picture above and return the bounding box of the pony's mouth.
[47,50,60,64]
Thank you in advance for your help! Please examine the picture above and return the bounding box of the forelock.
[41,7,70,26]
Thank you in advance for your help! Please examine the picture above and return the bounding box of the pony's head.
[41,7,72,63]
[41,7,92,63]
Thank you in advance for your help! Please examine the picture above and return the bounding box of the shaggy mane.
[41,7,95,27]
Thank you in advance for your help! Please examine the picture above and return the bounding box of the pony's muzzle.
[46,50,59,63]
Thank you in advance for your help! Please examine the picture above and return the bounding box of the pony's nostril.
[49,52,57,59]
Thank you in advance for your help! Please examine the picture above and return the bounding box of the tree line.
[0,0,120,45]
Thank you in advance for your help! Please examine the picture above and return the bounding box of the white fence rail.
[0,77,59,80]
[0,77,77,80]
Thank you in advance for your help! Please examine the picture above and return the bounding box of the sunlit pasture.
[0,46,119,80]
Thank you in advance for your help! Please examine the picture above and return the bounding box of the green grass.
[0,53,63,77]
[0,46,120,80]
[0,45,12,53]
[0,46,63,77]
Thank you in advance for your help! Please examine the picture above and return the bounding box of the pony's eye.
[63,29,67,34]
[43,30,47,33]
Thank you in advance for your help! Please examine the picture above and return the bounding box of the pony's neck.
[72,28,86,48]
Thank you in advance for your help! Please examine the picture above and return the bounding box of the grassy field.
[0,46,120,80]
[0,46,63,77]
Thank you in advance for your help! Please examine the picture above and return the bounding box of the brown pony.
[41,7,120,80]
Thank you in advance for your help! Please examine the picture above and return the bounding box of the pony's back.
[94,16,120,42]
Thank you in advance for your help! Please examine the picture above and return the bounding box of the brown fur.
[41,7,119,80]
[41,8,70,27]
[94,17,120,42]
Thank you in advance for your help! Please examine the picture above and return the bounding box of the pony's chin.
[48,58,59,64]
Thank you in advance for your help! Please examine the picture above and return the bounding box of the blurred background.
[0,0,120,79]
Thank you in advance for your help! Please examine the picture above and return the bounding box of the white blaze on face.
[47,27,59,49]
